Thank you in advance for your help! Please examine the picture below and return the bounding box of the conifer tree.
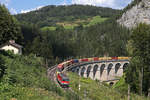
[126,23,150,96]
[0,55,6,80]
[0,4,22,45]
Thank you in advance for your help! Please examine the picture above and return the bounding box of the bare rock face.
[118,0,150,29]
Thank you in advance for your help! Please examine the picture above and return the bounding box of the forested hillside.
[16,5,120,28]
[20,19,130,62]
[14,5,129,62]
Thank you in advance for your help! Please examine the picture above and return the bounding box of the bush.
[0,52,80,100]
[68,72,149,100]
[0,55,6,80]
[113,74,128,94]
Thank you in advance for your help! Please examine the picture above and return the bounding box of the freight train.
[56,57,130,88]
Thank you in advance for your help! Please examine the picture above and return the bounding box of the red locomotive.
[57,73,69,88]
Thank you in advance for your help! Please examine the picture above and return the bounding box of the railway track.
[47,65,82,100]
[47,65,71,91]
[47,65,57,81]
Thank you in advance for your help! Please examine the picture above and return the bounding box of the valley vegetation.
[0,0,150,99]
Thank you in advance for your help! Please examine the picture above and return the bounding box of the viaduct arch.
[67,60,129,83]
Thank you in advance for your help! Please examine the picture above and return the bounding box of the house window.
[11,50,14,53]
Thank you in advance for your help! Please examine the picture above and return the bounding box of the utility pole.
[45,58,48,68]
[78,75,81,100]
[139,67,143,95]
[128,84,130,100]
[148,88,150,98]
[84,89,87,100]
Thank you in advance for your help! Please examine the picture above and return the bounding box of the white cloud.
[10,8,17,15]
[20,5,44,13]
[72,0,114,6]
[72,0,132,9]
[0,0,10,6]
[58,0,68,6]
[62,0,67,5]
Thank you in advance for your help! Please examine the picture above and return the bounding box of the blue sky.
[0,0,132,14]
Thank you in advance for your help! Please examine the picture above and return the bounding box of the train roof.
[59,73,69,79]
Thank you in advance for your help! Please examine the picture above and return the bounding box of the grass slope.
[41,26,56,31]
[68,72,149,100]
[41,16,107,30]
[0,51,78,100]
[84,16,107,27]
[1,51,147,100]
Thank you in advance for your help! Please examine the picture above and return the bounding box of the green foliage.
[15,5,120,28]
[0,83,64,100]
[12,5,128,61]
[25,18,130,62]
[1,53,48,87]
[63,25,75,30]
[84,16,108,27]
[0,51,79,100]
[55,16,108,30]
[74,19,130,57]
[126,23,150,95]
[68,72,148,100]
[0,4,23,45]
[113,75,128,94]
[41,26,56,31]
[31,29,75,60]
[20,22,40,44]
[126,57,141,93]
[0,55,6,80]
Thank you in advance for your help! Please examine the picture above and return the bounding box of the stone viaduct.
[67,59,129,84]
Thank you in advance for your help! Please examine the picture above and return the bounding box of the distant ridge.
[15,5,120,28]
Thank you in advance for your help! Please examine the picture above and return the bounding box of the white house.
[0,40,23,55]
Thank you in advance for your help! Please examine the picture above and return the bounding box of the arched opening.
[115,63,121,74]
[107,63,113,75]
[109,82,114,86]
[72,67,76,72]
[76,67,80,74]
[100,64,105,77]
[87,66,92,77]
[93,65,98,78]
[81,67,86,77]
[123,63,128,72]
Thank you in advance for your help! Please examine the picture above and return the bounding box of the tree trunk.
[148,88,150,97]
[45,58,48,68]
[128,84,130,100]
[139,67,143,95]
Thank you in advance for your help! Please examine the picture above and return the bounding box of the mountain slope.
[118,0,150,28]
[15,5,120,28]
[15,5,130,58]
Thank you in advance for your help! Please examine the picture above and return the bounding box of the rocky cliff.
[118,0,150,28]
